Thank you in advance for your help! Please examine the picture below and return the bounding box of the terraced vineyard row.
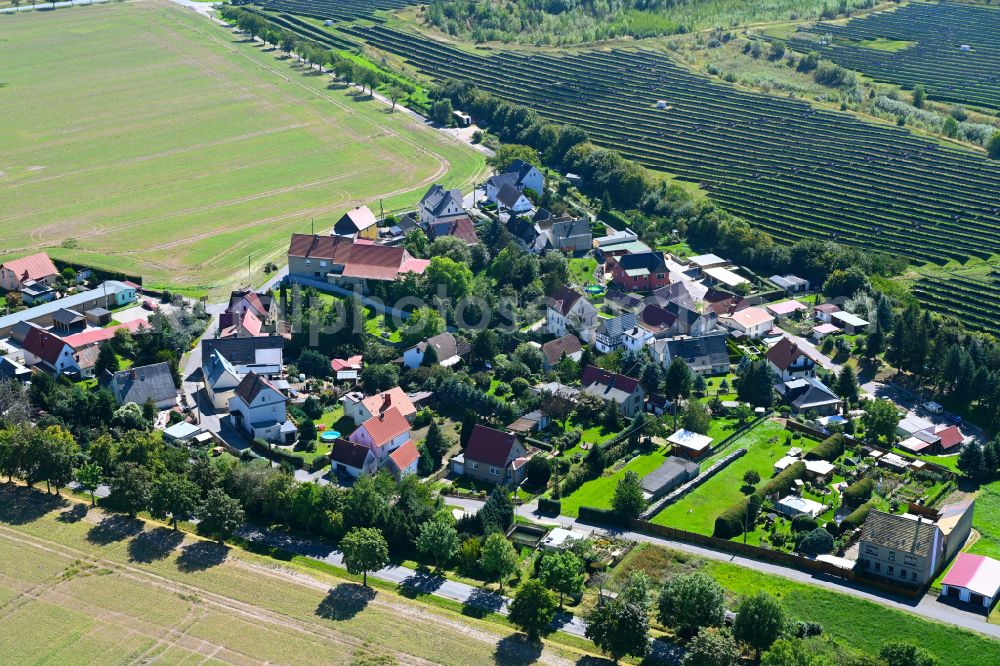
[789,1,1000,110]
[258,0,411,23]
[913,273,1000,335]
[330,23,1000,266]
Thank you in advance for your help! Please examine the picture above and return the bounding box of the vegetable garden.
[789,1,1000,110]
[321,23,1000,267]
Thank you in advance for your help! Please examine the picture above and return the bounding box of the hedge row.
[714,461,807,538]
[840,500,876,535]
[841,477,874,508]
[578,505,624,526]
[759,460,807,498]
[805,433,845,462]
[538,498,562,515]
[250,439,304,469]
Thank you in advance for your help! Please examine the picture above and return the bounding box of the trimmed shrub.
[841,477,874,508]
[791,514,818,533]
[578,505,624,526]
[839,500,875,535]
[538,498,562,515]
[759,461,806,498]
[798,527,834,556]
[805,433,845,462]
[713,494,761,539]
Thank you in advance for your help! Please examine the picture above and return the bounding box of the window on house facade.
[490,466,499,476]
[888,551,895,561]
[911,572,918,581]
[900,569,907,578]
[887,566,894,576]
[874,562,880,572]
[470,461,479,469]
[904,556,916,566]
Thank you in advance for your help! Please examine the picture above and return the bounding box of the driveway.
[861,380,984,442]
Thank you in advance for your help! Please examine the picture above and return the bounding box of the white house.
[719,306,774,339]
[496,184,533,215]
[229,372,297,444]
[348,406,419,478]
[622,325,655,352]
[329,438,378,478]
[765,337,816,382]
[547,285,598,342]
[418,184,465,226]
[485,159,544,202]
[402,332,466,369]
[202,349,242,410]
[20,326,81,376]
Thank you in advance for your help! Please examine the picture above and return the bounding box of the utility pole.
[248,255,251,285]
[311,218,315,235]
[379,198,384,222]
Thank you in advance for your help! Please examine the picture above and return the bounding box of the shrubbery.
[839,500,876,535]
[841,477,874,508]
[805,433,845,462]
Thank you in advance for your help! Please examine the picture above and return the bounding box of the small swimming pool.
[320,431,341,442]
[585,285,604,294]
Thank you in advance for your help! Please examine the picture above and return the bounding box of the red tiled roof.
[21,326,71,366]
[63,319,146,350]
[398,257,430,275]
[331,355,363,372]
[581,364,640,394]
[388,439,419,472]
[942,553,985,588]
[1,252,57,283]
[358,406,410,447]
[541,334,582,367]
[935,426,964,450]
[639,304,677,332]
[341,243,408,281]
[765,337,805,371]
[361,387,416,419]
[465,424,518,467]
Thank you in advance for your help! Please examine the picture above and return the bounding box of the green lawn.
[567,257,597,286]
[651,419,806,534]
[558,445,671,518]
[968,481,1000,559]
[0,2,485,296]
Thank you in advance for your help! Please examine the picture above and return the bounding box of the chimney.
[129,369,136,381]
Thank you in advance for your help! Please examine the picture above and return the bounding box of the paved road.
[445,497,1000,640]
[861,380,985,443]
[0,0,114,12]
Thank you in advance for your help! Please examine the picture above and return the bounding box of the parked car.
[949,414,963,425]
[922,401,944,414]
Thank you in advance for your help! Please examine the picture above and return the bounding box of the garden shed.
[641,456,700,499]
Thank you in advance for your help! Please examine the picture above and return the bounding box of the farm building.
[333,205,379,240]
[641,456,699,499]
[813,303,840,323]
[770,274,809,294]
[941,554,1000,609]
[831,310,869,334]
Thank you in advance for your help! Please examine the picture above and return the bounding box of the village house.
[538,216,592,254]
[622,325,655,352]
[0,280,137,338]
[0,252,58,292]
[202,349,242,410]
[485,159,544,202]
[418,184,466,226]
[330,355,363,382]
[858,510,946,586]
[428,216,478,245]
[636,304,678,338]
[286,234,429,293]
[20,326,82,376]
[348,406,418,478]
[506,216,546,253]
[765,337,816,381]
[496,184,534,215]
[402,332,469,369]
[333,205,379,240]
[594,312,639,353]
[547,285,598,342]
[608,251,670,293]
[775,377,841,415]
[217,309,264,339]
[652,332,731,376]
[227,289,276,324]
[540,334,583,371]
[108,362,178,410]
[201,336,284,377]
[329,438,378,478]
[342,386,417,426]
[454,424,530,486]
[813,303,841,323]
[581,364,645,418]
[719,306,774,339]
[228,372,297,444]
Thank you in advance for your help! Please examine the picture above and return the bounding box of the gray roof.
[0,281,132,333]
[111,362,176,406]
[201,335,283,366]
[0,356,31,381]
[653,281,708,310]
[641,456,699,495]
[662,333,729,367]
[496,183,526,209]
[596,313,638,339]
[486,171,520,191]
[52,308,85,326]
[770,274,809,289]
[861,510,938,558]
[420,184,463,217]
[777,377,840,410]
[203,349,239,388]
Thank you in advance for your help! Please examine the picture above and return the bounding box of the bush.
[805,433,845,462]
[759,461,806,497]
[839,500,875,535]
[538,498,562,515]
[791,514,818,533]
[798,527,834,556]
[578,505,624,526]
[841,477,873,508]
[714,494,760,539]
[412,409,434,429]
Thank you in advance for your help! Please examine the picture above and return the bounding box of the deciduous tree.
[341,527,389,587]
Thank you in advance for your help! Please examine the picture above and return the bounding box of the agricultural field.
[911,268,1000,336]
[611,543,1000,666]
[0,2,485,295]
[789,1,1000,110]
[0,488,579,666]
[323,23,1000,270]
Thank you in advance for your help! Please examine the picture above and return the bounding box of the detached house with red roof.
[286,234,429,294]
[0,252,58,292]
[456,424,530,486]
[546,285,598,342]
[21,326,81,376]
[342,386,417,426]
[229,372,297,444]
[608,251,670,293]
[348,407,418,478]
[581,365,645,418]
[765,337,816,381]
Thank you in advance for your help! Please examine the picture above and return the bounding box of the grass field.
[0,486,582,666]
[0,2,485,295]
[616,543,1000,665]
